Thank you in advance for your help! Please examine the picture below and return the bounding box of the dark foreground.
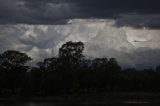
[2,43,160,97]
[1,93,160,106]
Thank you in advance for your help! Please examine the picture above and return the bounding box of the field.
[1,93,160,106]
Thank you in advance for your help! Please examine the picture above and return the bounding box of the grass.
[0,93,160,102]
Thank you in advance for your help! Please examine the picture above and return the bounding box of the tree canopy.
[0,41,160,96]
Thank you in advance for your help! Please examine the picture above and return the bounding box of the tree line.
[0,41,160,96]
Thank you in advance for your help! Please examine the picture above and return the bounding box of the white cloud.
[0,19,160,68]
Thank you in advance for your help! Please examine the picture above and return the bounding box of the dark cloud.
[0,0,160,28]
[74,0,160,13]
[115,14,160,29]
[0,0,77,24]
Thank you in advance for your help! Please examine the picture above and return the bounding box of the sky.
[0,0,160,68]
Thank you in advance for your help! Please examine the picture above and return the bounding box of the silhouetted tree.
[0,50,31,95]
[1,41,160,96]
[58,41,84,69]
[37,57,58,71]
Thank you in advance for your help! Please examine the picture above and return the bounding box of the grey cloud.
[0,19,160,68]
[0,0,160,29]
[127,48,160,69]
[0,0,77,24]
[115,14,160,29]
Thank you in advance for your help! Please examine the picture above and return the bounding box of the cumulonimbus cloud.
[0,19,160,68]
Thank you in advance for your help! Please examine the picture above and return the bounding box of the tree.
[91,58,108,71]
[0,50,32,94]
[0,50,32,72]
[58,41,84,69]
[107,58,121,72]
[37,57,57,71]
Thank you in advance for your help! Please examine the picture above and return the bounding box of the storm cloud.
[0,19,160,68]
[0,0,160,69]
[0,0,160,28]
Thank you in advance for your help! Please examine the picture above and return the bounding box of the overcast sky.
[0,0,160,68]
[0,0,160,28]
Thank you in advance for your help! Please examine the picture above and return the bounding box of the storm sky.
[0,0,160,68]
